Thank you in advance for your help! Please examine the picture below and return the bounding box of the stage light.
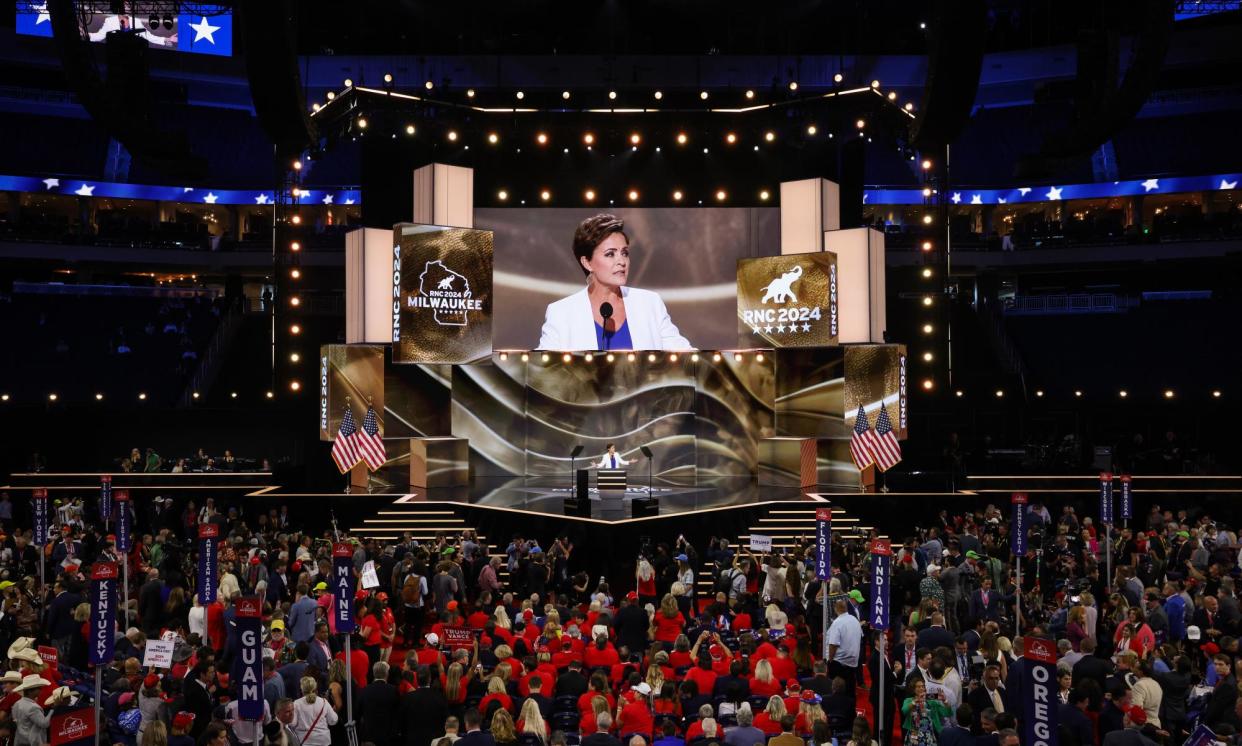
[760,190,770,201]
[788,81,798,91]
[834,73,844,83]
[540,190,551,201]
[562,90,571,100]
[312,103,321,112]
[46,392,58,401]
[290,381,301,391]
[606,353,615,362]
[1074,390,1083,397]
[700,91,709,100]
[609,90,617,100]
[563,353,572,363]
[290,269,301,279]
[230,392,238,399]
[290,353,300,363]
[405,124,416,135]
[995,390,1004,398]
[541,353,550,362]
[725,132,737,144]
[357,117,367,129]
[923,188,932,197]
[656,146,661,153]
[765,131,775,142]
[466,88,475,98]
[716,190,727,201]
[425,80,434,90]
[922,352,933,361]
[265,391,275,399]
[383,73,393,83]
[585,353,594,362]
[191,392,199,399]
[921,159,932,170]
[290,296,301,306]
[922,241,932,251]
[955,390,964,397]
[922,324,934,334]
[629,133,641,145]
[95,393,103,400]
[922,268,932,278]
[326,92,335,101]
[487,132,499,144]
[520,353,529,362]
[922,214,933,224]
[654,90,663,100]
[1164,389,1175,399]
[1119,389,1128,398]
[292,160,302,171]
[647,353,657,362]
[905,102,914,111]
[291,215,302,225]
[536,132,548,144]
[755,352,764,362]
[669,353,679,362]
[627,353,637,362]
[1213,389,1223,398]
[583,132,595,145]
[676,132,688,145]
[734,353,743,362]
[745,89,755,99]
[922,296,933,306]
[806,124,818,136]
[290,324,301,334]
[855,119,865,129]
[672,190,683,201]
[497,190,508,201]
[516,91,525,100]
[344,78,353,87]
[290,241,301,252]
[888,92,897,101]
[870,79,880,88]
[628,190,639,202]
[447,130,458,141]
[690,353,700,362]
[584,189,595,202]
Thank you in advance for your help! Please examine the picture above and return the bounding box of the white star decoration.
[1018,187,1031,196]
[189,16,220,44]
[183,187,194,193]
[1221,179,1238,190]
[1140,179,1160,192]
[997,198,1007,204]
[343,198,355,205]
[751,326,760,335]
[42,178,59,190]
[1045,186,1062,201]
[74,184,95,196]
[254,194,270,205]
[203,192,219,204]
[950,192,962,204]
[776,325,785,333]
[970,194,982,205]
[763,326,773,334]
[33,2,50,24]
[322,194,334,205]
[802,323,811,332]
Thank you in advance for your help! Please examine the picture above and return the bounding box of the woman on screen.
[537,213,692,351]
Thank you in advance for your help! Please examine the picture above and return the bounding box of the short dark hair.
[572,214,627,276]
[955,703,973,724]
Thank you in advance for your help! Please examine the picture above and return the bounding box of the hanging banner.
[115,490,132,553]
[332,543,357,633]
[49,707,97,746]
[100,476,113,524]
[197,524,220,604]
[815,508,832,580]
[1023,637,1059,746]
[1011,493,1029,556]
[868,539,891,631]
[89,562,119,665]
[235,596,265,720]
[1120,475,1133,521]
[1099,472,1114,525]
[32,488,49,548]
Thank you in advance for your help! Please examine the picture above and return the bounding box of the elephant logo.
[760,265,803,304]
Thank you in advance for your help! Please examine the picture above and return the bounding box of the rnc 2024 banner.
[736,253,839,348]
[392,224,494,364]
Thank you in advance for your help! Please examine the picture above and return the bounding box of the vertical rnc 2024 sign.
[115,490,132,553]
[89,562,119,665]
[332,543,357,633]
[235,596,265,720]
[815,508,832,580]
[1023,637,1059,746]
[197,524,220,604]
[32,488,49,548]
[868,539,891,631]
[1011,493,1029,556]
[1099,472,1114,525]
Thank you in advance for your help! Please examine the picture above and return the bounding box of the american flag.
[872,406,903,472]
[331,406,362,474]
[354,404,387,471]
[849,405,879,470]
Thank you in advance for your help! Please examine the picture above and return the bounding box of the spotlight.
[292,160,302,171]
[290,297,301,306]
[833,73,844,83]
[629,133,641,145]
[290,324,301,334]
[291,269,301,279]
[326,92,335,100]
[606,354,615,362]
[265,391,275,399]
[1164,389,1175,399]
[563,353,572,363]
[383,73,393,83]
[95,393,103,400]
[627,353,637,362]
[921,268,932,278]
[344,78,353,87]
[497,190,508,201]
[584,353,594,362]
[628,190,639,202]
[48,393,58,401]
[923,188,932,197]
[759,190,770,201]
[745,89,755,99]
[676,132,688,145]
[425,80,434,90]
[357,117,367,129]
[447,130,458,141]
[725,132,737,144]
[488,132,499,144]
[584,189,595,201]
[290,381,301,391]
[922,324,934,334]
[1074,390,1083,397]
[540,190,551,201]
[647,353,657,362]
[922,241,933,251]
[192,392,199,399]
[734,353,743,362]
[995,390,1004,398]
[1119,390,1128,398]
[1034,390,1044,397]
[541,353,550,362]
[888,91,897,100]
[562,90,571,99]
[536,132,548,144]
[291,213,302,225]
[922,296,933,306]
[788,81,798,91]
[1213,390,1223,398]
[806,124,818,136]
[921,379,934,391]
[955,390,964,397]
[922,352,933,362]
[905,102,914,111]
[515,91,525,99]
[608,90,617,100]
[230,392,238,399]
[712,353,722,362]
[699,91,709,100]
[716,190,727,201]
[922,214,933,224]
[290,242,300,251]
[764,131,775,142]
[870,79,880,88]
[466,88,475,98]
[654,91,663,100]
[855,119,865,129]
[312,103,321,112]
[290,353,301,363]
[755,352,764,362]
[583,132,595,145]
[672,190,683,201]
[520,353,529,361]
[406,124,416,135]
[690,353,699,362]
[921,159,932,170]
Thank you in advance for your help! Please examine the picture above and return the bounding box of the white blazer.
[537,286,692,351]
[596,453,632,469]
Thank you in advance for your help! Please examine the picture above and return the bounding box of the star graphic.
[42,178,59,190]
[776,325,785,333]
[33,2,50,24]
[997,197,1007,204]
[1140,178,1160,192]
[950,192,962,204]
[1220,179,1238,190]
[763,326,773,334]
[1018,187,1032,196]
[203,192,219,204]
[862,192,868,203]
[970,194,982,205]
[751,326,760,335]
[254,194,270,205]
[322,194,334,205]
[189,16,221,44]
[1045,186,1062,201]
[183,187,194,193]
[343,198,355,205]
[74,184,95,196]
[801,323,811,332]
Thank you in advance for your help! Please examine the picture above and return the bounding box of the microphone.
[600,302,614,350]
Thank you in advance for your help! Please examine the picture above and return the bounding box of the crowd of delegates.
[0,496,1240,746]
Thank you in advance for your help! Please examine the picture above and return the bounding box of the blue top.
[595,320,633,350]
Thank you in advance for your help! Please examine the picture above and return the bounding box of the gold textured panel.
[737,253,839,348]
[843,344,908,440]
[319,345,385,441]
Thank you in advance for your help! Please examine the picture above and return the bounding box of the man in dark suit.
[713,660,751,698]
[867,642,898,746]
[937,704,974,746]
[137,568,166,637]
[581,712,623,746]
[915,612,954,652]
[1004,639,1026,714]
[456,709,497,746]
[614,593,650,659]
[1071,637,1112,708]
[969,577,1004,625]
[306,622,332,677]
[278,643,309,698]
[891,628,920,682]
[966,665,1007,734]
[1058,688,1095,746]
[555,658,588,699]
[184,661,216,740]
[404,666,451,746]
[358,661,400,746]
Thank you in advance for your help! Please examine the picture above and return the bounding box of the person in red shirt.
[357,598,383,664]
[636,559,658,606]
[206,598,226,654]
[753,694,789,736]
[781,680,803,716]
[478,676,514,715]
[377,594,396,664]
[577,673,614,716]
[616,682,655,737]
[652,596,685,644]
[750,659,782,697]
[769,645,798,682]
[583,633,621,669]
[467,598,492,630]
[579,695,612,734]
[552,638,581,669]
[683,654,717,697]
[668,636,693,670]
[415,632,446,669]
[334,633,369,689]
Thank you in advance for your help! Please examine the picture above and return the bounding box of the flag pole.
[877,632,886,746]
[94,666,102,746]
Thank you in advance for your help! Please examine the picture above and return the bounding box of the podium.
[597,469,627,490]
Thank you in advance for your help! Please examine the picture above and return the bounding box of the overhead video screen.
[16,3,232,57]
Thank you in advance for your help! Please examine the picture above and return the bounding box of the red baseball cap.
[172,712,195,730]
[785,679,801,691]
[625,591,638,601]
[143,674,159,689]
[1125,705,1147,725]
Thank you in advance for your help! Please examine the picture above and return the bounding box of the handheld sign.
[49,707,97,746]
[1023,637,1059,746]
[361,561,380,589]
[332,543,357,634]
[868,539,892,631]
[100,476,113,524]
[142,640,175,669]
[89,562,119,665]
[234,596,265,720]
[1120,475,1132,521]
[441,626,475,651]
[1011,493,1029,555]
[1099,472,1114,525]
[815,508,832,580]
[115,490,132,553]
[749,534,773,552]
[197,524,220,604]
[33,488,49,548]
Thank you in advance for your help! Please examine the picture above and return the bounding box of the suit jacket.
[1058,703,1095,746]
[403,688,449,746]
[916,625,954,652]
[185,678,213,738]
[307,640,332,675]
[358,681,400,744]
[1101,728,1157,746]
[537,287,692,351]
[456,731,498,746]
[554,670,588,699]
[966,686,1007,732]
[937,724,974,746]
[969,590,1003,623]
[768,734,804,746]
